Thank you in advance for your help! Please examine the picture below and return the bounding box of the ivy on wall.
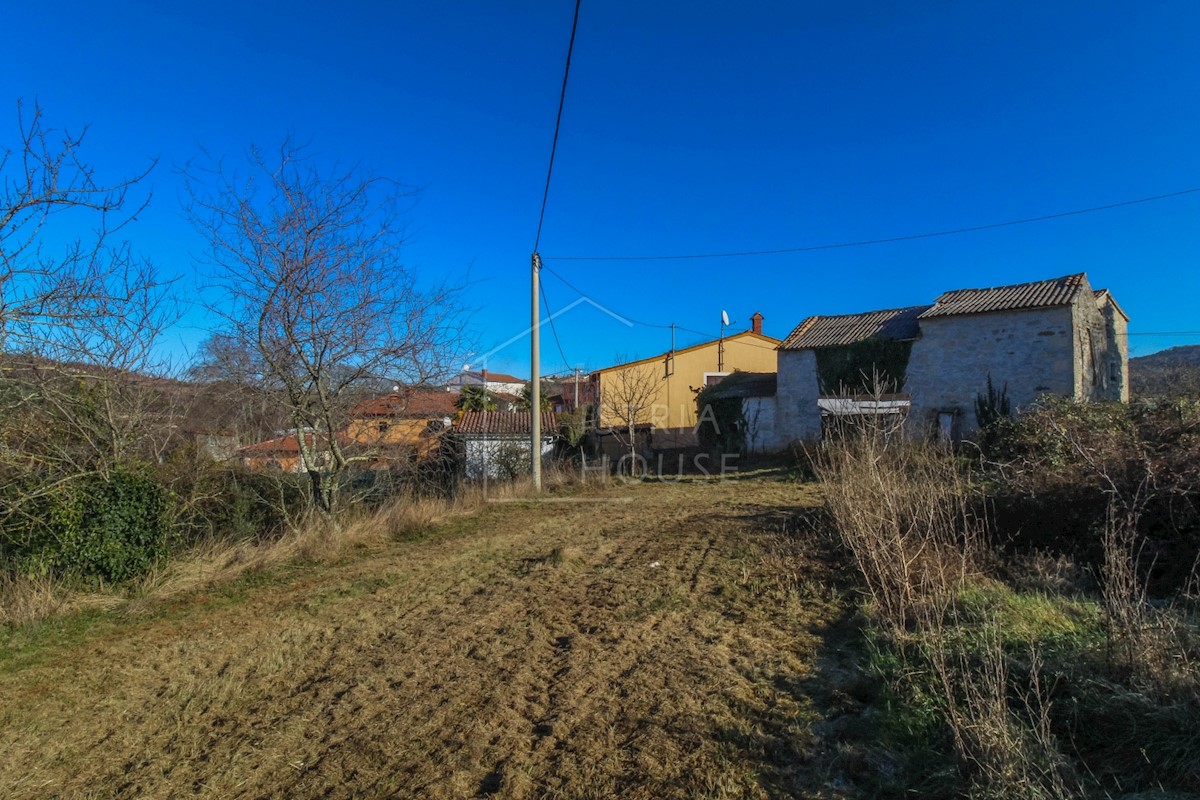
[815,339,914,395]
[694,388,746,452]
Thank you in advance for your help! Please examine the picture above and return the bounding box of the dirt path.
[0,477,866,799]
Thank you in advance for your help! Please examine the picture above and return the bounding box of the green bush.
[2,469,173,584]
[694,389,746,452]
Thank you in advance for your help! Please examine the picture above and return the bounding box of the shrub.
[816,421,982,633]
[694,389,745,453]
[2,469,173,584]
[973,376,1011,455]
[178,465,307,543]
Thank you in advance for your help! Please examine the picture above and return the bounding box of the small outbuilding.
[453,411,558,480]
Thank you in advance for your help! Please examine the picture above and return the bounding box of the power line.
[539,263,786,354]
[543,188,1200,261]
[539,278,572,371]
[540,263,674,331]
[533,0,582,253]
[539,263,1200,359]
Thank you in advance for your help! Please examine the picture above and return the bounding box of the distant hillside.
[1130,345,1200,399]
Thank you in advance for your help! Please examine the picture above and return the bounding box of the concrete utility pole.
[531,252,542,491]
[573,366,581,411]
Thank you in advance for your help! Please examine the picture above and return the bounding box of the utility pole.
[573,366,581,411]
[718,320,725,372]
[482,364,488,495]
[531,252,542,491]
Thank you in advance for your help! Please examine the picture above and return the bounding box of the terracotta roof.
[455,410,559,436]
[919,273,1087,319]
[780,306,929,350]
[350,390,458,418]
[238,430,333,455]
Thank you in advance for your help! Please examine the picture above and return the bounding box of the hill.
[1130,344,1200,399]
[1131,344,1200,369]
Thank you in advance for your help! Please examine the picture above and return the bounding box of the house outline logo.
[474,295,634,366]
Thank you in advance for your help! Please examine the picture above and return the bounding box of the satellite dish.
[721,310,730,327]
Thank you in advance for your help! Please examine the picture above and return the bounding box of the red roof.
[350,390,458,418]
[239,430,335,455]
[455,411,559,436]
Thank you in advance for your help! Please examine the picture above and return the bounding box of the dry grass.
[0,571,124,629]
[817,427,1082,798]
[924,627,1075,800]
[138,469,589,606]
[0,474,870,798]
[816,426,982,634]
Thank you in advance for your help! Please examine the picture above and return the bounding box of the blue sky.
[4,1,1199,378]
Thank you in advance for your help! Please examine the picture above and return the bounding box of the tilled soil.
[0,477,868,799]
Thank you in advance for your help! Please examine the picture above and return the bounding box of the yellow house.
[590,313,780,447]
[343,390,458,462]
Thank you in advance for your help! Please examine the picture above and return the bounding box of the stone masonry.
[770,273,1128,446]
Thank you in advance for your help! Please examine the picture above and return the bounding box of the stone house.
[768,273,1128,445]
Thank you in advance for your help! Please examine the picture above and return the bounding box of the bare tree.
[599,359,660,476]
[0,101,173,484]
[1,100,155,351]
[184,139,467,521]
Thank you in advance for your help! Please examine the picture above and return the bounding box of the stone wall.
[1101,300,1130,402]
[773,349,822,445]
[904,305,1076,437]
[1064,288,1129,404]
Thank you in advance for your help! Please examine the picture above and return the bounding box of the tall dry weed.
[0,570,124,628]
[924,624,1076,799]
[0,570,67,627]
[817,420,982,633]
[817,416,1078,796]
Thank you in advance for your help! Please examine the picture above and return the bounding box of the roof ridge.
[921,273,1090,320]
[591,330,782,374]
[935,272,1086,299]
[799,303,933,321]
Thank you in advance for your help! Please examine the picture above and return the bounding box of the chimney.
[750,311,764,335]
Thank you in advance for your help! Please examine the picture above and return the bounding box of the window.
[703,372,730,386]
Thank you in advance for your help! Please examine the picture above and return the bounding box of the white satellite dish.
[721,310,730,327]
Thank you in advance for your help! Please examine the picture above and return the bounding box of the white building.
[454,410,557,480]
[445,370,527,396]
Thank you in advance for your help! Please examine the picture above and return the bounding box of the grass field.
[0,474,881,799]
